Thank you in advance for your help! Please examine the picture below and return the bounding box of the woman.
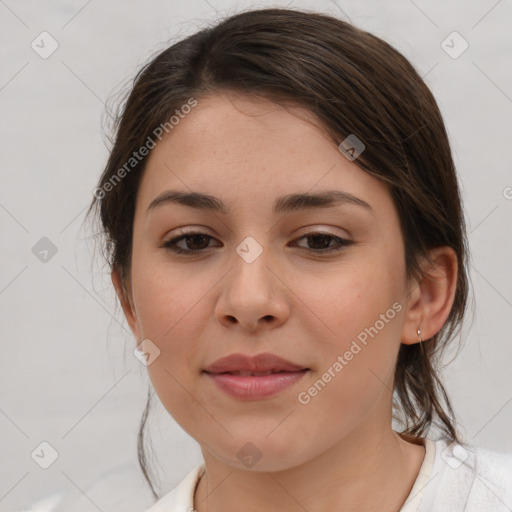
[87,7,512,512]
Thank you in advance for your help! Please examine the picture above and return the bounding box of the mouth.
[202,352,310,399]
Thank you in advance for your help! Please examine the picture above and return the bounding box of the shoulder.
[143,462,205,512]
[422,437,512,512]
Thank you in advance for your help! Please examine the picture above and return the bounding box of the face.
[118,92,415,471]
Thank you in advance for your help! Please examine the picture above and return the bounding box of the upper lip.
[203,352,308,374]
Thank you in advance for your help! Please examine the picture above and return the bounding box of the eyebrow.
[147,189,373,215]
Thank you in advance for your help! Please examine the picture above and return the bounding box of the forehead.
[136,92,389,216]
[147,92,335,171]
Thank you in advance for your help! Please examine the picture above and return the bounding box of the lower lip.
[204,370,308,399]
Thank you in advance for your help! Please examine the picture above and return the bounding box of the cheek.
[131,250,206,341]
[294,254,404,414]
[130,255,217,422]
[300,254,404,350]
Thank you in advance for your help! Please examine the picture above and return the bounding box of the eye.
[293,232,353,253]
[162,231,218,254]
[161,230,353,255]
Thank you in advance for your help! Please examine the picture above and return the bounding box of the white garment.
[144,437,512,511]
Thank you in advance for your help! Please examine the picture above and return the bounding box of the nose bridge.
[231,234,273,294]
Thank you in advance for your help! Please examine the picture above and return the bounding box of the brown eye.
[293,233,353,253]
[163,232,216,254]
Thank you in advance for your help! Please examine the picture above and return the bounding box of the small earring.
[417,328,422,343]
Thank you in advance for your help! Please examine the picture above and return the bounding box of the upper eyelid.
[165,226,351,241]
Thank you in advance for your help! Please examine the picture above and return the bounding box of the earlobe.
[111,267,141,341]
[401,246,458,345]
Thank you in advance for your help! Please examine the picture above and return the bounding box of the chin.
[205,433,311,473]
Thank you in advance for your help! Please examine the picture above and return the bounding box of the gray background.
[1,0,511,510]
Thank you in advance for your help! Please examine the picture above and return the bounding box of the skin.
[112,92,458,512]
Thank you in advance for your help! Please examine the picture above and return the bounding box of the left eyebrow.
[146,189,373,216]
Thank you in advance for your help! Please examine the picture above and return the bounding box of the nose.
[214,242,290,333]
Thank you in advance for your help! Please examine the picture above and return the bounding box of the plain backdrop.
[1,0,511,510]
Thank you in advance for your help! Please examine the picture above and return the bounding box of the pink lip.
[203,352,309,400]
[203,352,307,373]
[205,370,309,399]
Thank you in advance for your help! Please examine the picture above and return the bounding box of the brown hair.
[86,7,469,498]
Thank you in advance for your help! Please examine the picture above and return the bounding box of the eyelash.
[161,231,353,255]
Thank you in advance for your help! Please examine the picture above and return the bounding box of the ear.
[111,266,141,342]
[401,246,458,344]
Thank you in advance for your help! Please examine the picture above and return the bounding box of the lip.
[203,352,307,374]
[205,370,309,399]
[203,352,309,400]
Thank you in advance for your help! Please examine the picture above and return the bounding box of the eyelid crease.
[165,224,351,241]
